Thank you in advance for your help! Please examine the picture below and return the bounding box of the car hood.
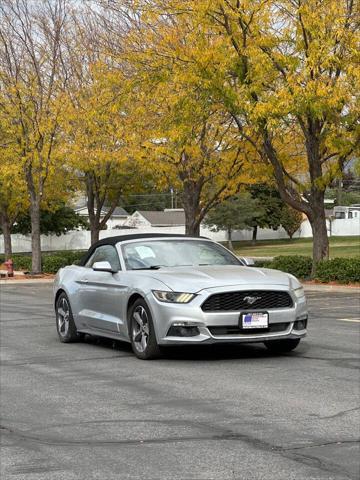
[140,265,292,293]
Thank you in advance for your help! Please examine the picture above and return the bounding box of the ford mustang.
[54,234,308,359]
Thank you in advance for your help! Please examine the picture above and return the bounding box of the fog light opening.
[167,325,200,337]
[294,318,308,330]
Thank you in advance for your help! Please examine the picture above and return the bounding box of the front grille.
[208,323,289,336]
[201,290,293,312]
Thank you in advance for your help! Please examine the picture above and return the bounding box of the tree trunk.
[90,227,100,245]
[30,199,42,273]
[1,211,12,260]
[182,181,201,237]
[308,208,329,275]
[185,217,200,236]
[259,121,330,275]
[227,227,233,250]
[86,173,100,245]
[252,225,258,245]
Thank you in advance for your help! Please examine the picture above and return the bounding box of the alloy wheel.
[132,305,150,352]
[57,297,70,337]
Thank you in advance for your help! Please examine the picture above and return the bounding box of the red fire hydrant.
[4,259,14,277]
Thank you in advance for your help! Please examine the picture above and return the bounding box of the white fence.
[1,218,359,254]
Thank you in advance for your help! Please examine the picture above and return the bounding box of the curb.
[303,284,360,293]
[0,278,54,285]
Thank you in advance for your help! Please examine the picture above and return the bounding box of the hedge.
[270,255,313,279]
[315,257,360,284]
[255,255,312,279]
[255,255,360,284]
[0,250,85,273]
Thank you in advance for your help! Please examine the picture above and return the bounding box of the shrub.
[315,257,360,284]
[254,260,273,268]
[0,250,85,273]
[42,255,73,274]
[42,251,85,273]
[42,250,84,266]
[270,255,312,279]
[13,255,33,271]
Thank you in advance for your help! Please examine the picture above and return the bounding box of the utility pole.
[336,179,343,205]
[170,188,174,209]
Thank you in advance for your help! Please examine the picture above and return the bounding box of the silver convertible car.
[54,234,308,359]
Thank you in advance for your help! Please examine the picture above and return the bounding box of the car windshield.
[121,239,241,270]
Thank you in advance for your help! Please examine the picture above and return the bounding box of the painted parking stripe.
[338,318,360,323]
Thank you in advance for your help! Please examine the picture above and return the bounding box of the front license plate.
[241,312,268,329]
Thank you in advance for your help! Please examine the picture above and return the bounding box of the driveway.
[0,284,359,480]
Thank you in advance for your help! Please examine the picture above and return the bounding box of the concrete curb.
[303,284,360,293]
[0,278,54,285]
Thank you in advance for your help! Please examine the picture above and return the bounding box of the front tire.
[129,299,161,360]
[264,338,300,353]
[56,292,82,343]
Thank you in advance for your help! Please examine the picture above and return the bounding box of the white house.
[74,205,129,229]
[333,204,360,220]
[124,209,186,228]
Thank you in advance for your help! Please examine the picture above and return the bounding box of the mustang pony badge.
[243,295,262,305]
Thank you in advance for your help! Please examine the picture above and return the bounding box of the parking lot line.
[316,306,360,310]
[337,318,360,323]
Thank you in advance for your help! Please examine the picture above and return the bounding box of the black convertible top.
[79,233,207,266]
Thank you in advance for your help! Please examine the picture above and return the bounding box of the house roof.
[75,205,128,217]
[102,206,128,217]
[137,210,185,226]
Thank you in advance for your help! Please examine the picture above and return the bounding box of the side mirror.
[238,256,255,266]
[92,261,114,273]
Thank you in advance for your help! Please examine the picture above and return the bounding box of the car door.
[76,244,127,334]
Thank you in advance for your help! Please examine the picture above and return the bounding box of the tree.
[12,205,88,236]
[246,185,284,243]
[140,107,251,236]
[0,0,70,272]
[0,102,28,258]
[0,164,28,259]
[204,193,264,250]
[280,206,303,240]
[105,3,257,236]
[61,18,141,244]
[200,0,359,272]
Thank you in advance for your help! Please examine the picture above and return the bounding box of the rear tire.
[55,292,83,343]
[129,299,161,360]
[264,338,300,353]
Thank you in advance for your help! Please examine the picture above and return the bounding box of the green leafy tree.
[280,206,303,240]
[12,205,88,237]
[247,185,284,244]
[204,193,264,250]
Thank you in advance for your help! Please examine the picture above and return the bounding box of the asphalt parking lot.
[0,284,359,480]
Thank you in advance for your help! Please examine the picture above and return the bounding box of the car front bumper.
[145,285,308,345]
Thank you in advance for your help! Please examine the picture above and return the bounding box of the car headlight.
[152,290,196,303]
[293,286,305,299]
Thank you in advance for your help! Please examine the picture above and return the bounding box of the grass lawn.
[232,236,360,259]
